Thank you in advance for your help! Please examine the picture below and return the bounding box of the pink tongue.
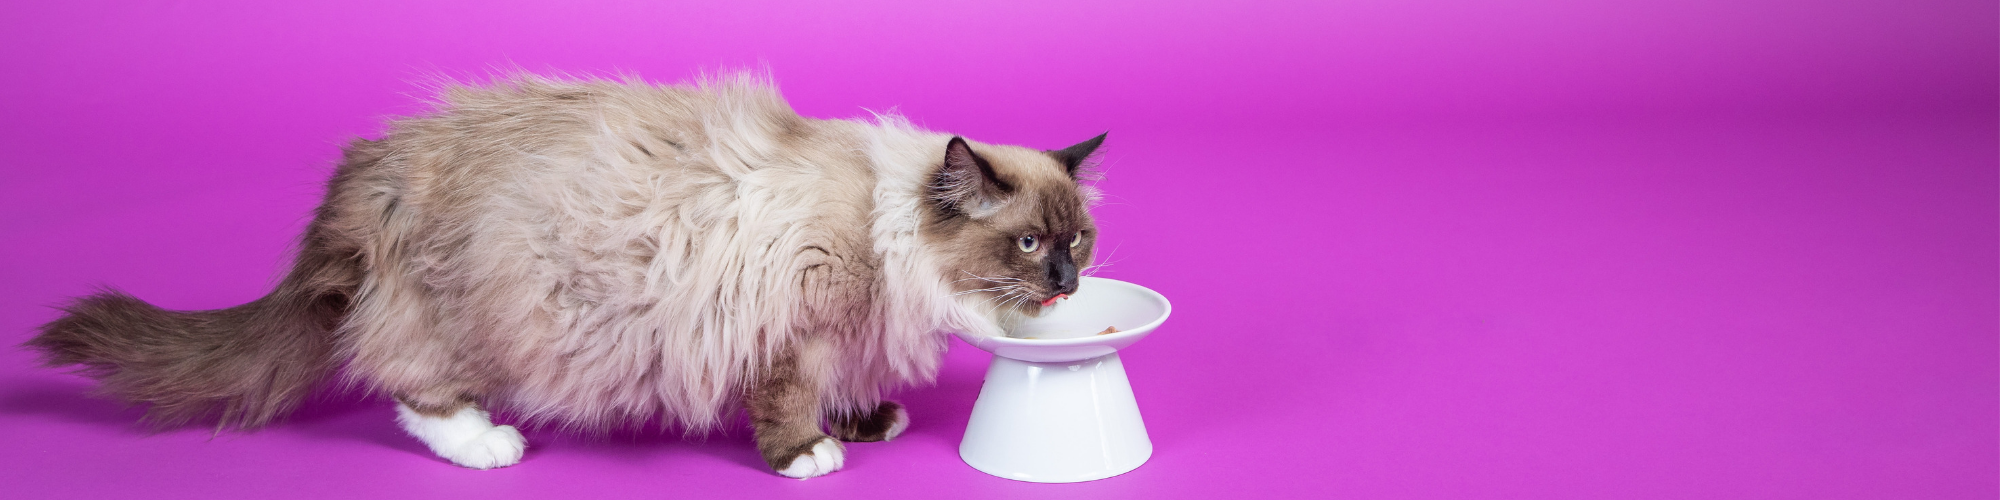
[1041,294,1068,307]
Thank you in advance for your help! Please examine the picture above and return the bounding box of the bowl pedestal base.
[958,353,1153,483]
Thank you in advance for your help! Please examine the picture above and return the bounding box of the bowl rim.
[964,276,1173,347]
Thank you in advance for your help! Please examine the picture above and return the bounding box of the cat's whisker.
[951,286,1016,296]
[1079,242,1125,278]
[1009,296,1034,312]
[952,280,1024,288]
[953,271,1022,284]
[996,288,1038,312]
[993,288,1030,306]
[971,287,1016,306]
[992,287,1036,310]
[1081,261,1121,277]
[991,293,1017,311]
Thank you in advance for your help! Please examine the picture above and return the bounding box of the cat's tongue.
[1041,294,1067,307]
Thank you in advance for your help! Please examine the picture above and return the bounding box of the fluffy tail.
[27,226,360,430]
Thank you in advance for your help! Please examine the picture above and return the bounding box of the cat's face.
[923,134,1106,314]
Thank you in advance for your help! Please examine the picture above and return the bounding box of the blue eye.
[1017,236,1039,252]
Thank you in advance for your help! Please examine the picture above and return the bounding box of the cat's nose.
[1051,266,1078,296]
[1048,246,1079,296]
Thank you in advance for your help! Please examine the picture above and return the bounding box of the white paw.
[882,406,909,441]
[441,425,526,470]
[396,402,527,470]
[776,438,845,479]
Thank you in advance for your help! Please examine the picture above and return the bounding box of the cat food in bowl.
[1021,326,1118,340]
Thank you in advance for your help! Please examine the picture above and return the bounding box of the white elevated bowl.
[954,276,1172,483]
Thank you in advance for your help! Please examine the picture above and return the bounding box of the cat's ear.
[931,137,1013,218]
[1045,132,1107,178]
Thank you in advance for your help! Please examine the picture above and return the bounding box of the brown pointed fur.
[27,167,367,429]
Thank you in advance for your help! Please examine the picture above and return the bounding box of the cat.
[26,72,1106,478]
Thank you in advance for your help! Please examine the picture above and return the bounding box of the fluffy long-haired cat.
[27,72,1105,478]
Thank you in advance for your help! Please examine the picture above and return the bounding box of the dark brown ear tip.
[945,137,980,161]
[943,136,982,166]
[1048,132,1109,175]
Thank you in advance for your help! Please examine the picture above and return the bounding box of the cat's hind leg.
[394,395,526,470]
[749,352,844,479]
[829,401,908,442]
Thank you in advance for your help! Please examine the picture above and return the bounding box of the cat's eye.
[1017,236,1039,253]
[1070,232,1083,248]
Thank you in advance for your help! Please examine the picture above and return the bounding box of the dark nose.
[1049,249,1079,296]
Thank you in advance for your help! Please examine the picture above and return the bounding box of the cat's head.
[923,133,1107,315]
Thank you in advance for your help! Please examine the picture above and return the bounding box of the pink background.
[2,1,1993,498]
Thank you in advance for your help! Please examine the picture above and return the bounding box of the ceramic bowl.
[954,277,1172,483]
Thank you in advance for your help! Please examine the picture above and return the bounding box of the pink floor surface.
[3,1,1994,498]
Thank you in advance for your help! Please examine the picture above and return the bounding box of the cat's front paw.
[441,425,526,470]
[775,437,845,479]
[881,404,909,441]
[831,400,908,442]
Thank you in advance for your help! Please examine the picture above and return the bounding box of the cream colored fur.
[325,73,1007,432]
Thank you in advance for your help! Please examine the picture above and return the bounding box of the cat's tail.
[26,225,360,430]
